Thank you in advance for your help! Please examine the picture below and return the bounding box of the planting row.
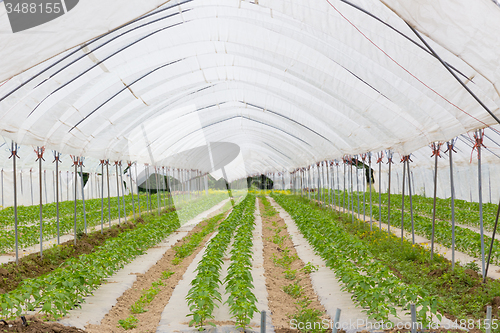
[186,194,257,330]
[0,192,227,253]
[272,193,439,324]
[327,189,500,266]
[280,193,500,324]
[0,193,227,319]
[316,188,498,231]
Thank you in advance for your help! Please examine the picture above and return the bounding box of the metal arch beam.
[0,0,193,102]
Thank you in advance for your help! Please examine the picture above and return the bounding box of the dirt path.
[259,197,331,332]
[84,206,228,333]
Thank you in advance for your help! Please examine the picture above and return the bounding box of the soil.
[0,222,137,294]
[84,207,228,333]
[259,198,331,331]
[0,315,85,333]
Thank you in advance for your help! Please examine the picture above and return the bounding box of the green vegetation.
[186,195,257,330]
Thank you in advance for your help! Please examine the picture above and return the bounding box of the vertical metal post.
[356,157,360,219]
[106,160,111,227]
[54,152,61,244]
[308,167,311,200]
[477,131,486,277]
[400,157,406,245]
[135,162,141,216]
[30,169,33,206]
[73,157,78,246]
[100,160,104,233]
[407,158,415,245]
[410,304,417,333]
[155,166,161,215]
[378,153,382,230]
[333,308,341,333]
[343,161,346,213]
[486,306,492,333]
[79,159,87,234]
[327,162,330,209]
[260,310,266,333]
[350,157,354,223]
[146,165,150,211]
[362,155,366,221]
[448,141,456,269]
[37,147,44,258]
[66,171,69,202]
[119,162,127,222]
[430,143,440,260]
[129,162,136,220]
[369,153,373,230]
[336,163,340,209]
[387,151,392,235]
[115,162,121,225]
[11,143,19,264]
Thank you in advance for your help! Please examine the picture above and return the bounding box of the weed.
[117,315,138,330]
[284,268,297,280]
[283,281,303,298]
[301,262,319,274]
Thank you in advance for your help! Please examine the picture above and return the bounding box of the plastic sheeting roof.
[1,0,500,180]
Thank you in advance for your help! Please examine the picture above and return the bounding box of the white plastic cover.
[0,0,499,186]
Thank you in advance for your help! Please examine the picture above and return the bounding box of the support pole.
[476,131,486,276]
[115,162,121,225]
[53,152,61,244]
[400,156,407,245]
[377,152,383,230]
[387,151,393,235]
[362,155,366,221]
[369,153,373,230]
[155,166,161,215]
[430,143,441,260]
[343,160,346,213]
[336,162,340,210]
[407,157,415,245]
[106,160,111,227]
[79,158,87,234]
[356,157,360,219]
[36,147,44,258]
[73,156,78,246]
[135,162,141,216]
[350,157,354,223]
[100,160,105,233]
[119,162,127,222]
[447,141,456,269]
[10,142,19,264]
[128,162,136,220]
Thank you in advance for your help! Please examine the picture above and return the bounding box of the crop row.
[272,193,439,324]
[0,192,227,253]
[186,194,257,330]
[224,196,258,329]
[0,192,172,227]
[324,189,500,265]
[318,188,497,231]
[0,193,227,319]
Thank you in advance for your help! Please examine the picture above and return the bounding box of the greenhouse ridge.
[1,0,500,332]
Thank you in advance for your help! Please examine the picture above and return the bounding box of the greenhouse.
[1,0,500,332]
